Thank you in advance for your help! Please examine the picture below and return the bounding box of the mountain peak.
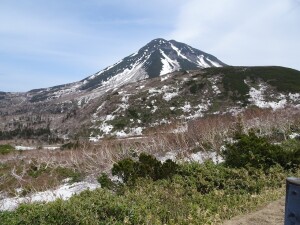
[77,39,227,91]
[149,38,168,43]
[141,38,170,51]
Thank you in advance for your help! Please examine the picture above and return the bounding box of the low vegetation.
[1,132,300,224]
[204,66,300,103]
[223,132,300,170]
[0,159,84,196]
[0,144,15,155]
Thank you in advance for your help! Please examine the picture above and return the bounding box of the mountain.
[88,66,300,140]
[79,38,226,91]
[0,39,300,142]
[24,38,226,104]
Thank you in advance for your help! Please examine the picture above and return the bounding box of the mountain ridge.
[16,38,225,97]
[78,38,226,91]
[0,39,299,142]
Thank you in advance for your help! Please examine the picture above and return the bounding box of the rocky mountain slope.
[0,39,300,142]
[21,38,226,105]
[88,66,300,140]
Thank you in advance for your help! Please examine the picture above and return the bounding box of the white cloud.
[0,0,299,92]
[170,0,300,69]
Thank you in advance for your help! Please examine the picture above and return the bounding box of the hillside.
[0,65,300,142]
[0,38,226,142]
[89,66,300,140]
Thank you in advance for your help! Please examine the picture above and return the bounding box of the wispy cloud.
[0,0,299,92]
[170,0,300,69]
[0,0,180,92]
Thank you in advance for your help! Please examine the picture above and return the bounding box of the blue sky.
[0,0,299,92]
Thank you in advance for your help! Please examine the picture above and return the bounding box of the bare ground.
[222,197,285,225]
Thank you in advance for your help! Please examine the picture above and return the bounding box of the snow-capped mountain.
[19,38,225,104]
[79,38,226,91]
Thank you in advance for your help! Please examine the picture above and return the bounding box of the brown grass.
[1,107,299,197]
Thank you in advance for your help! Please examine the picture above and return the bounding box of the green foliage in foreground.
[1,136,299,224]
[0,144,15,154]
[0,161,295,225]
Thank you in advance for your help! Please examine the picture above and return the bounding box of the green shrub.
[27,163,49,178]
[112,158,136,183]
[223,132,300,170]
[0,161,291,225]
[127,107,139,119]
[109,118,129,130]
[55,167,83,183]
[97,173,117,190]
[110,153,178,184]
[178,161,283,195]
[0,144,15,154]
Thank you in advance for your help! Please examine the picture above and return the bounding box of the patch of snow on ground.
[157,152,177,163]
[148,88,163,96]
[148,86,178,100]
[113,127,144,138]
[100,123,113,134]
[92,101,107,121]
[115,130,127,138]
[15,146,36,151]
[289,133,300,139]
[289,93,300,101]
[151,105,158,113]
[161,74,170,81]
[249,84,287,109]
[105,114,115,121]
[157,151,223,164]
[181,102,191,112]
[119,94,130,110]
[161,85,169,91]
[185,151,224,164]
[130,127,143,136]
[121,95,129,103]
[43,146,60,150]
[163,92,179,101]
[208,77,221,94]
[0,181,99,211]
[212,85,221,94]
[89,136,100,142]
[224,107,243,116]
[185,101,211,119]
[159,119,170,125]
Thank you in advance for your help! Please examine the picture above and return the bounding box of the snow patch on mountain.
[101,59,149,90]
[197,55,210,68]
[248,84,287,109]
[207,58,222,67]
[160,50,180,75]
[170,43,193,63]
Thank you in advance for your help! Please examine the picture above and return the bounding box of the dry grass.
[0,107,299,197]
